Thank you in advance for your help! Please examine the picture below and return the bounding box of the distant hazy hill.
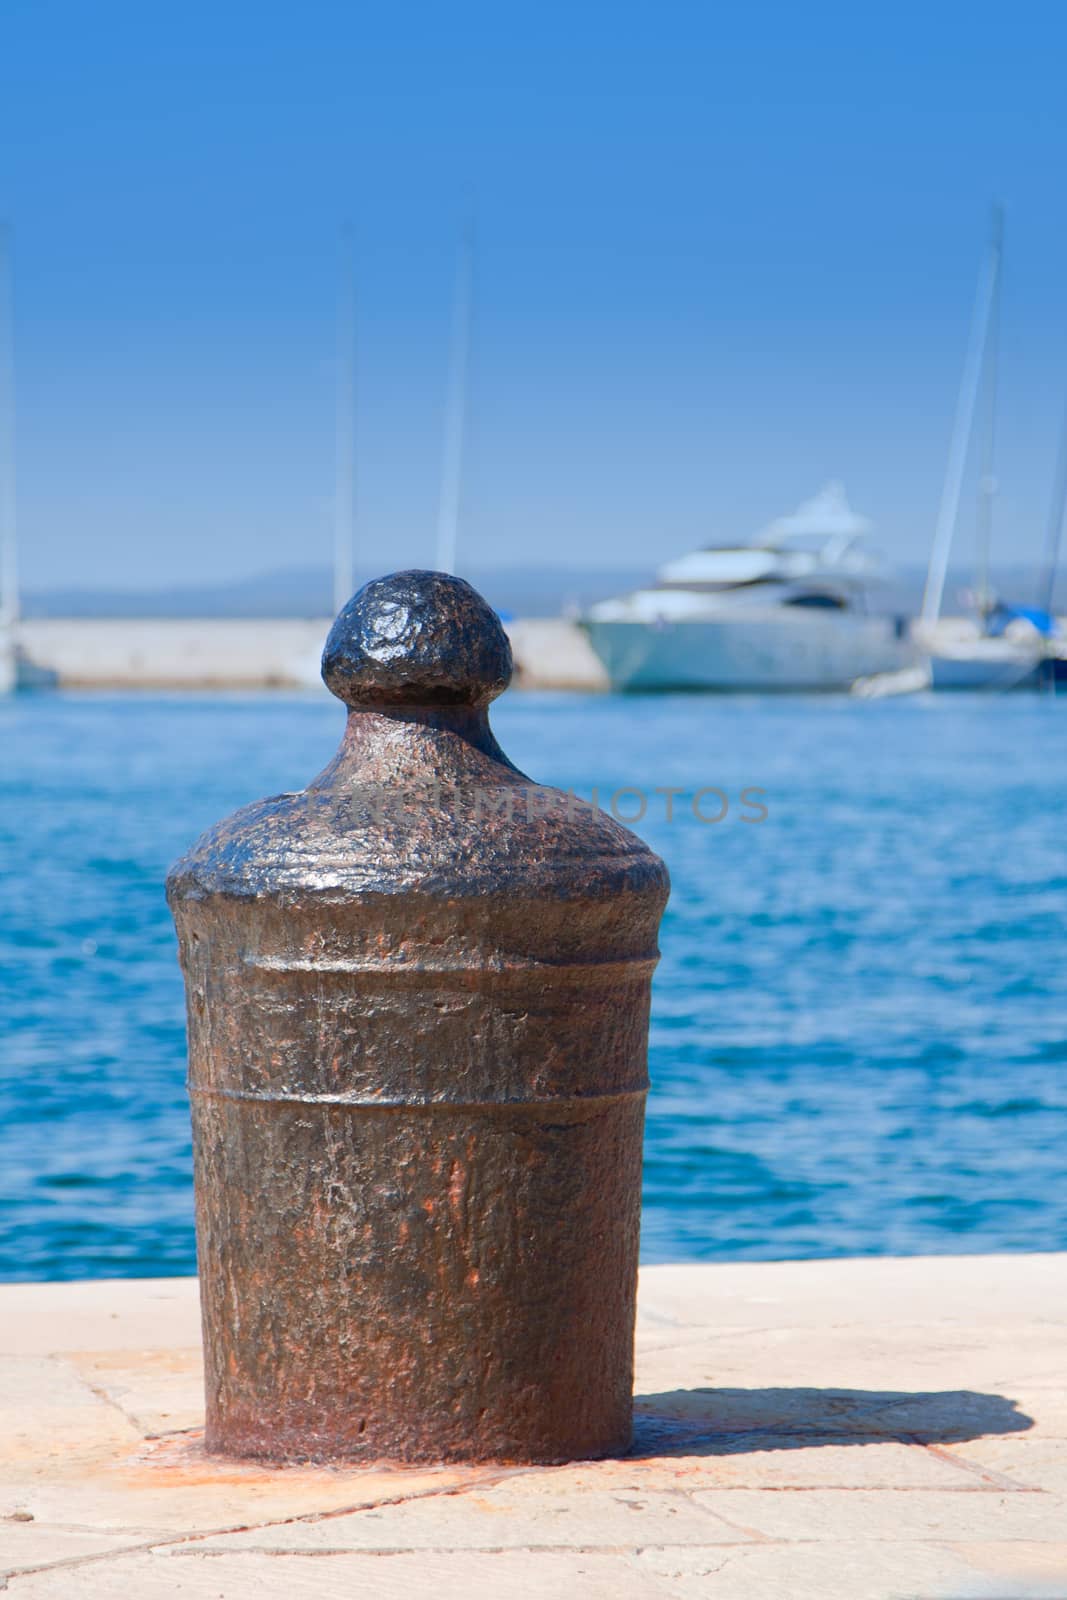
[21,565,651,620]
[21,561,1067,620]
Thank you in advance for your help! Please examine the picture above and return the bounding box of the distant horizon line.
[18,556,1065,624]
[23,554,1055,595]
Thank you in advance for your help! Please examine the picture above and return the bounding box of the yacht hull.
[582,614,916,692]
[929,654,1039,691]
[0,628,14,695]
[916,623,1055,691]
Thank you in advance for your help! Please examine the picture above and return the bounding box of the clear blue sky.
[3,0,1067,590]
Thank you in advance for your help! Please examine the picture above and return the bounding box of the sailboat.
[1033,397,1067,690]
[919,210,1062,689]
[580,483,918,692]
[435,220,474,578]
[294,220,475,691]
[290,228,359,691]
[0,225,17,694]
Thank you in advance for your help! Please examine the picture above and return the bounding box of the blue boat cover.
[986,602,1060,638]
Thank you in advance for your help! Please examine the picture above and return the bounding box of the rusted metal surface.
[167,570,669,1465]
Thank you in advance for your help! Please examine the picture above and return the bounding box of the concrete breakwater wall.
[17,617,609,693]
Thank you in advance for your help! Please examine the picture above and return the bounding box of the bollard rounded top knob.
[322,570,513,709]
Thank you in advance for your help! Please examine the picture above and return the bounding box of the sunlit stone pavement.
[1,1255,1065,1598]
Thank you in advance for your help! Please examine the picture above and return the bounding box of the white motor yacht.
[580,483,917,692]
[1,225,17,695]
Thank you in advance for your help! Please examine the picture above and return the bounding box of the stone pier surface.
[1,1255,1064,1599]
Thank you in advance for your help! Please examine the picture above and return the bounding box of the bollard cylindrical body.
[167,571,669,1464]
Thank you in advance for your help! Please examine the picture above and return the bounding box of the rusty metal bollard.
[167,570,669,1465]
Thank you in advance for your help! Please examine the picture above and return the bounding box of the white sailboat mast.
[435,221,475,576]
[1038,395,1067,620]
[0,224,18,629]
[921,210,1003,626]
[334,226,356,615]
[974,204,1003,615]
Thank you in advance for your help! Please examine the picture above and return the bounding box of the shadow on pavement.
[630,1386,1033,1457]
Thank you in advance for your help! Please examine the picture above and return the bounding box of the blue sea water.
[1,689,1065,1281]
